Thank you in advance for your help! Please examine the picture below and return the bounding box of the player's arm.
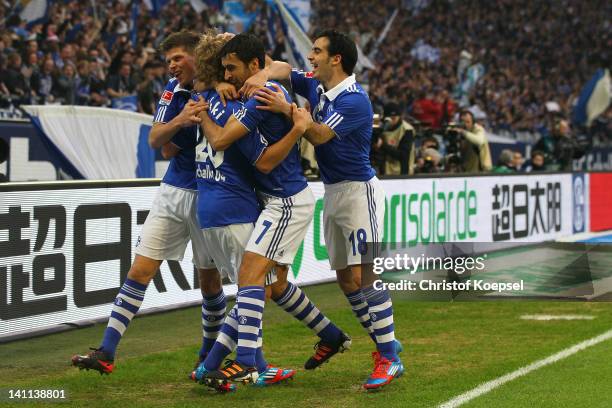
[254,84,336,146]
[306,94,369,146]
[255,103,311,174]
[239,61,292,98]
[160,142,181,159]
[214,82,239,106]
[303,123,336,146]
[149,99,207,148]
[253,83,292,118]
[198,107,249,152]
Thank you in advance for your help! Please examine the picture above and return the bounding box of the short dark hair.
[313,29,357,75]
[159,30,200,54]
[459,109,475,121]
[219,33,265,69]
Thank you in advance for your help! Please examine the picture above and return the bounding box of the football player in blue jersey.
[71,31,227,375]
[189,32,318,390]
[196,33,351,386]
[239,29,403,390]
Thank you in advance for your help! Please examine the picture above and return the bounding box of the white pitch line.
[438,328,612,408]
[520,314,595,321]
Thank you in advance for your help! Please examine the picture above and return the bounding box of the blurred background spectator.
[0,0,608,175]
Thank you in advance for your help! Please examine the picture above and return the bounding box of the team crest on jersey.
[305,71,314,78]
[160,90,173,105]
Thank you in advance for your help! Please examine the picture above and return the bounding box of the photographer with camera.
[376,103,416,175]
[533,118,585,171]
[447,109,492,173]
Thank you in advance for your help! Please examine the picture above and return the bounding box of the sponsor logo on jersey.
[305,71,314,78]
[160,90,173,105]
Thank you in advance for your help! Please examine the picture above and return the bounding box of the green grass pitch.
[1,283,612,407]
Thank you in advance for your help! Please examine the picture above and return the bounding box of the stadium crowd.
[0,0,609,175]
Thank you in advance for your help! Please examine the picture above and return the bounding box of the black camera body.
[439,122,469,172]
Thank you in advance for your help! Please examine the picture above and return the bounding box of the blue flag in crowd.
[572,69,611,126]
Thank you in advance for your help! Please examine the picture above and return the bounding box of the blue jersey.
[153,78,198,190]
[195,90,266,228]
[290,70,375,184]
[233,81,307,198]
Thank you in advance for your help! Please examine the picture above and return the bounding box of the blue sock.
[199,290,226,359]
[363,285,398,361]
[255,324,267,373]
[204,304,237,371]
[236,286,265,368]
[100,278,147,358]
[275,282,342,344]
[345,289,376,343]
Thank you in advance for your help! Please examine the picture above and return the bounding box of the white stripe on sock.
[240,297,265,308]
[225,316,238,330]
[372,315,394,330]
[117,293,142,308]
[369,301,393,313]
[202,318,224,328]
[280,287,301,309]
[108,318,127,335]
[375,332,396,344]
[202,308,226,316]
[358,313,371,323]
[114,306,135,321]
[312,317,330,334]
[217,333,236,351]
[240,309,263,319]
[237,339,259,349]
[290,297,310,316]
[203,331,220,339]
[241,325,260,335]
[302,307,319,325]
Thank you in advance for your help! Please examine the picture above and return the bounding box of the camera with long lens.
[442,122,465,171]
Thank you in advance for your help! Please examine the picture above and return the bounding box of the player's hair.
[194,30,229,85]
[219,33,265,70]
[313,29,357,75]
[159,30,200,54]
[459,109,475,122]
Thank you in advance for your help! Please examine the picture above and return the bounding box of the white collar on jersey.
[172,79,192,93]
[322,74,356,101]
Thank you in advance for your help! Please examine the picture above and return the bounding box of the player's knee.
[199,268,222,296]
[352,273,362,288]
[127,256,161,285]
[238,252,273,285]
[336,268,358,293]
[269,279,288,300]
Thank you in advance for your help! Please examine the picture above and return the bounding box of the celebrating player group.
[71,28,403,392]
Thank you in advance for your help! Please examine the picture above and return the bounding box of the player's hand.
[215,82,239,106]
[239,69,268,98]
[255,83,291,117]
[177,97,208,127]
[219,32,235,41]
[291,103,313,134]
